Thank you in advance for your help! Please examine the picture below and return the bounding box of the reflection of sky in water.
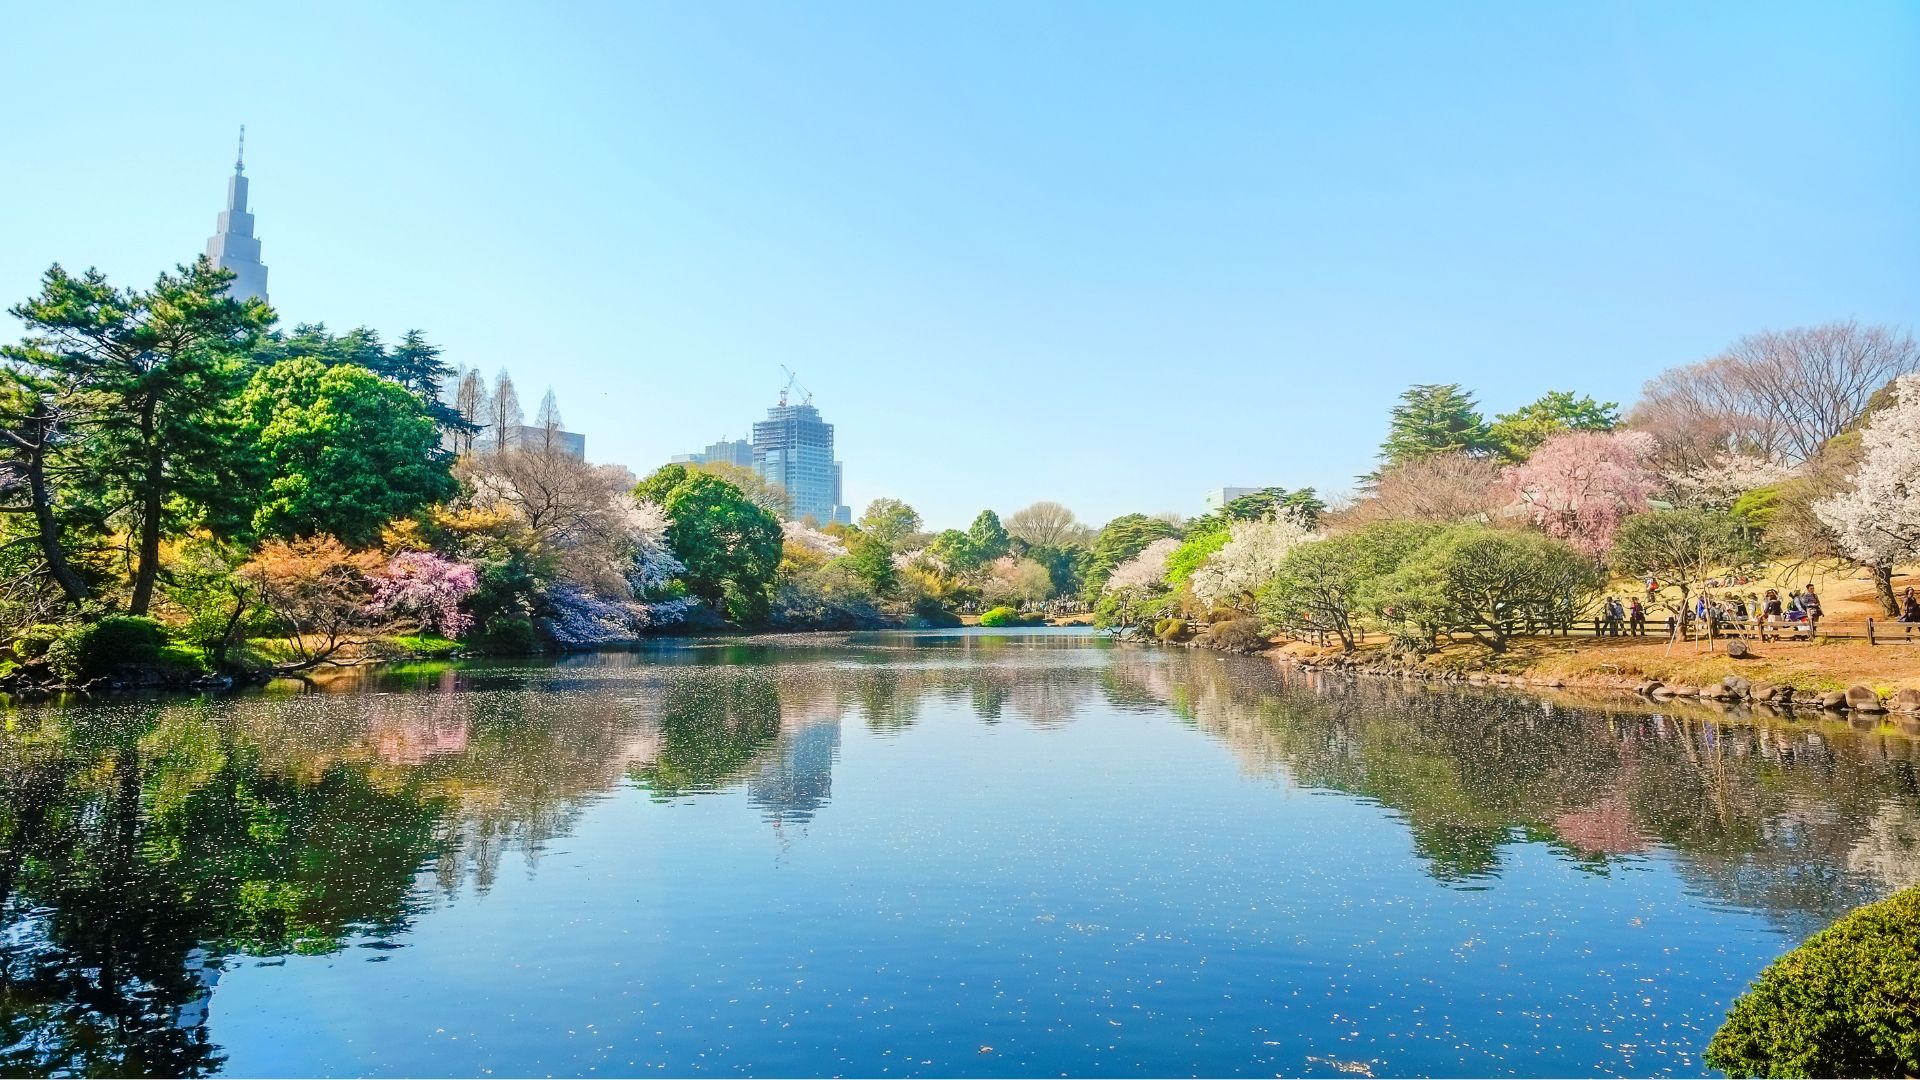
[2,630,1917,1078]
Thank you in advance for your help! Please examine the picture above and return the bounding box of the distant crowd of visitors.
[1593,580,1920,641]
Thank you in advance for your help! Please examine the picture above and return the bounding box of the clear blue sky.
[5,2,1916,529]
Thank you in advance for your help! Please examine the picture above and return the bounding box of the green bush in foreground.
[1705,884,1920,1077]
[46,616,168,681]
[978,606,1023,627]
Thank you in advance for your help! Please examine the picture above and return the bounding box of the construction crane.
[778,365,813,408]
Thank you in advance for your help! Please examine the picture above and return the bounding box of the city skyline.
[4,3,1915,530]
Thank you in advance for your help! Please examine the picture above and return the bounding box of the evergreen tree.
[634,464,783,624]
[967,509,1010,561]
[233,358,458,546]
[4,259,271,614]
[1378,384,1495,468]
[1489,390,1620,460]
[387,329,470,435]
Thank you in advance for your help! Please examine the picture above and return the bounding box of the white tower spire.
[206,125,269,304]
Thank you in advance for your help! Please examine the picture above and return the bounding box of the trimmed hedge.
[1705,884,1920,1077]
[46,616,167,681]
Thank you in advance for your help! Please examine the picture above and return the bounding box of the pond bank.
[1250,634,1920,716]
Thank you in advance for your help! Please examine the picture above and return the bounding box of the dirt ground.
[1279,564,1920,694]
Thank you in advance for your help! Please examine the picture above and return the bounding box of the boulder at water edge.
[1846,685,1887,713]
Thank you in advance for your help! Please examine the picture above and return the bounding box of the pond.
[2,629,1917,1077]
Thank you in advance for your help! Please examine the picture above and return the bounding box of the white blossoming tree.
[1104,537,1180,596]
[1096,537,1181,632]
[782,519,849,560]
[1189,516,1315,612]
[1815,374,1920,595]
[1661,452,1800,510]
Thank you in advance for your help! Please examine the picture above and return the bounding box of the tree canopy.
[1378,383,1496,468]
[235,358,457,546]
[3,258,272,613]
[1489,390,1620,460]
[634,464,783,624]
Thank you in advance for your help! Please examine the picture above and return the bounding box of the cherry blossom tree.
[369,550,480,637]
[981,555,1054,608]
[1189,516,1314,611]
[1503,430,1661,557]
[781,519,848,559]
[625,498,685,595]
[1815,374,1920,574]
[1661,452,1799,510]
[1103,537,1180,597]
[1096,537,1182,633]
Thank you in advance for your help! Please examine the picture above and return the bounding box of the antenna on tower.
[235,124,246,173]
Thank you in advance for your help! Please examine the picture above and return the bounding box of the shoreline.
[1250,637,1920,716]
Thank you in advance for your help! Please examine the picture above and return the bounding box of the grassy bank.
[1273,634,1920,697]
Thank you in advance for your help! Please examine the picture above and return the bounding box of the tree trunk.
[28,455,88,603]
[1871,564,1899,617]
[128,457,163,615]
[128,398,163,616]
[11,408,87,602]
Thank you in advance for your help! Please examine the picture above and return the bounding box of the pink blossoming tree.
[369,550,481,637]
[1504,430,1661,557]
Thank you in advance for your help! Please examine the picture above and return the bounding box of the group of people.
[1690,586,1821,641]
[1595,596,1648,636]
[1608,582,1833,643]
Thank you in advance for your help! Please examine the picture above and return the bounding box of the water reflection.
[0,632,1914,1076]
[1104,649,1920,928]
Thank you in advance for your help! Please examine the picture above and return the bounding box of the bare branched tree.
[488,370,523,452]
[457,449,640,594]
[533,388,564,453]
[1006,501,1092,548]
[452,368,488,454]
[1629,321,1919,467]
[1328,452,1505,529]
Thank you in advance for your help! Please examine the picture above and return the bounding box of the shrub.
[9,624,66,662]
[46,616,168,681]
[978,605,1022,628]
[1705,884,1920,1077]
[1153,617,1189,642]
[465,615,541,656]
[913,597,961,628]
[1208,617,1269,652]
[768,563,885,631]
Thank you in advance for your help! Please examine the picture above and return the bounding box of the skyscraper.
[205,126,269,304]
[752,401,850,525]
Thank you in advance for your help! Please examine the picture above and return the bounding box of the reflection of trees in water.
[5,638,1915,1071]
[1105,650,1920,932]
[631,669,783,797]
[0,707,444,1078]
